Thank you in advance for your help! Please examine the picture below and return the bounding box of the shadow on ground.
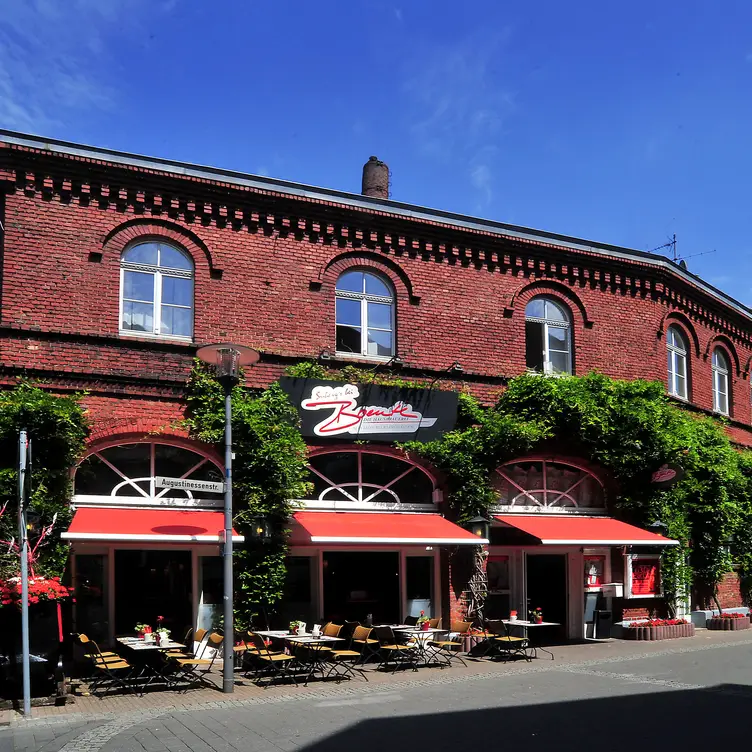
[300,684,752,751]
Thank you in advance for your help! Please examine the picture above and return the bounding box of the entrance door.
[323,551,400,624]
[525,554,567,642]
[115,550,192,637]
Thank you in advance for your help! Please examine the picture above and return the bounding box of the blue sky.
[2,1,752,303]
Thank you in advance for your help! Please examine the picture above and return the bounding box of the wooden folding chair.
[430,620,471,667]
[373,626,419,673]
[248,633,298,687]
[78,635,138,697]
[170,632,222,690]
[351,625,380,664]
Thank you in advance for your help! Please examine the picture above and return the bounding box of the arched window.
[712,348,730,415]
[302,450,437,509]
[120,241,194,338]
[666,325,689,399]
[335,270,394,357]
[74,441,222,500]
[494,459,605,511]
[525,296,572,375]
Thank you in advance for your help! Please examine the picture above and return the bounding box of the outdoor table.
[116,637,187,689]
[393,627,446,667]
[286,634,345,684]
[501,620,560,660]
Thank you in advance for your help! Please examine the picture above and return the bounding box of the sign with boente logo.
[279,377,458,442]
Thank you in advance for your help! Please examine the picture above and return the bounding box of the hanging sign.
[650,463,685,488]
[155,476,225,494]
[279,377,458,442]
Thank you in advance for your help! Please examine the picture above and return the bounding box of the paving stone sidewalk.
[3,629,752,751]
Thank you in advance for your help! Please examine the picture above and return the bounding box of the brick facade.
[3,132,752,630]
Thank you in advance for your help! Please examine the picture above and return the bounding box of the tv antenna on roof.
[650,233,717,270]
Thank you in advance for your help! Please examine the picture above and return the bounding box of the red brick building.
[0,131,748,641]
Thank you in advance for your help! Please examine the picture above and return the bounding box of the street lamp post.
[196,343,260,694]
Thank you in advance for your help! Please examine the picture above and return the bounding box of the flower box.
[706,616,750,631]
[625,620,695,640]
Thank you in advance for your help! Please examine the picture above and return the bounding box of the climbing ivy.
[0,382,89,580]
[189,359,752,618]
[185,361,311,628]
[406,372,752,611]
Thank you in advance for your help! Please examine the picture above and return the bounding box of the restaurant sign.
[279,377,458,442]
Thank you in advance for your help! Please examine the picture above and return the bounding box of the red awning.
[494,515,678,546]
[62,508,244,543]
[292,511,488,545]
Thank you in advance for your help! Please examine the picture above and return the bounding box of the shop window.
[494,459,605,511]
[525,296,572,375]
[406,556,434,618]
[625,555,662,598]
[75,441,223,500]
[120,241,194,339]
[73,554,108,643]
[712,348,730,415]
[303,450,436,509]
[666,325,689,400]
[584,556,605,589]
[335,270,395,358]
[486,556,511,620]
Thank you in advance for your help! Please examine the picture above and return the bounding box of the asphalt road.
[3,638,751,751]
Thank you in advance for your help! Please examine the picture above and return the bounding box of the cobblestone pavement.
[2,631,752,751]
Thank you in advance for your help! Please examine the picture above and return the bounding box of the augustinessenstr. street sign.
[155,476,225,494]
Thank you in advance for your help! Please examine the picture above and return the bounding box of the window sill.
[333,352,395,364]
[119,330,193,345]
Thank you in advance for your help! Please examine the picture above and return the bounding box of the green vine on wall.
[189,359,752,619]
[0,382,89,581]
[184,362,311,628]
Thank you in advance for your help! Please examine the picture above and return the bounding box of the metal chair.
[77,635,138,697]
[373,626,419,673]
[170,632,223,690]
[351,625,381,664]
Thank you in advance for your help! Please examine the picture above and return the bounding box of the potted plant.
[134,622,151,639]
[155,615,170,643]
[530,607,543,624]
[289,620,305,635]
[416,610,430,631]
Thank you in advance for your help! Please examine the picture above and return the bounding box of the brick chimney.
[361,156,389,199]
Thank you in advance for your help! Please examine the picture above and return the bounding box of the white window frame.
[525,297,572,376]
[335,271,395,360]
[624,553,663,599]
[73,440,223,509]
[666,326,689,400]
[299,448,440,511]
[712,348,730,416]
[119,243,194,341]
[492,458,606,514]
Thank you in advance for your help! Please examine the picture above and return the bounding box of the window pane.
[547,325,569,352]
[161,276,193,307]
[161,306,192,337]
[525,321,544,370]
[667,326,686,352]
[675,353,686,379]
[123,270,154,302]
[364,273,390,297]
[336,298,361,327]
[525,298,545,319]
[713,349,728,371]
[675,374,687,399]
[549,350,570,374]
[159,244,192,270]
[367,301,392,329]
[336,325,361,353]
[543,299,568,322]
[367,329,393,356]
[336,271,364,293]
[122,301,154,332]
[123,243,158,265]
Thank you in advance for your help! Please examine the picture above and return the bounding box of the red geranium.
[0,575,71,608]
[628,618,687,628]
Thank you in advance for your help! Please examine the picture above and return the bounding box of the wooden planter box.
[625,623,695,640]
[706,617,750,631]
